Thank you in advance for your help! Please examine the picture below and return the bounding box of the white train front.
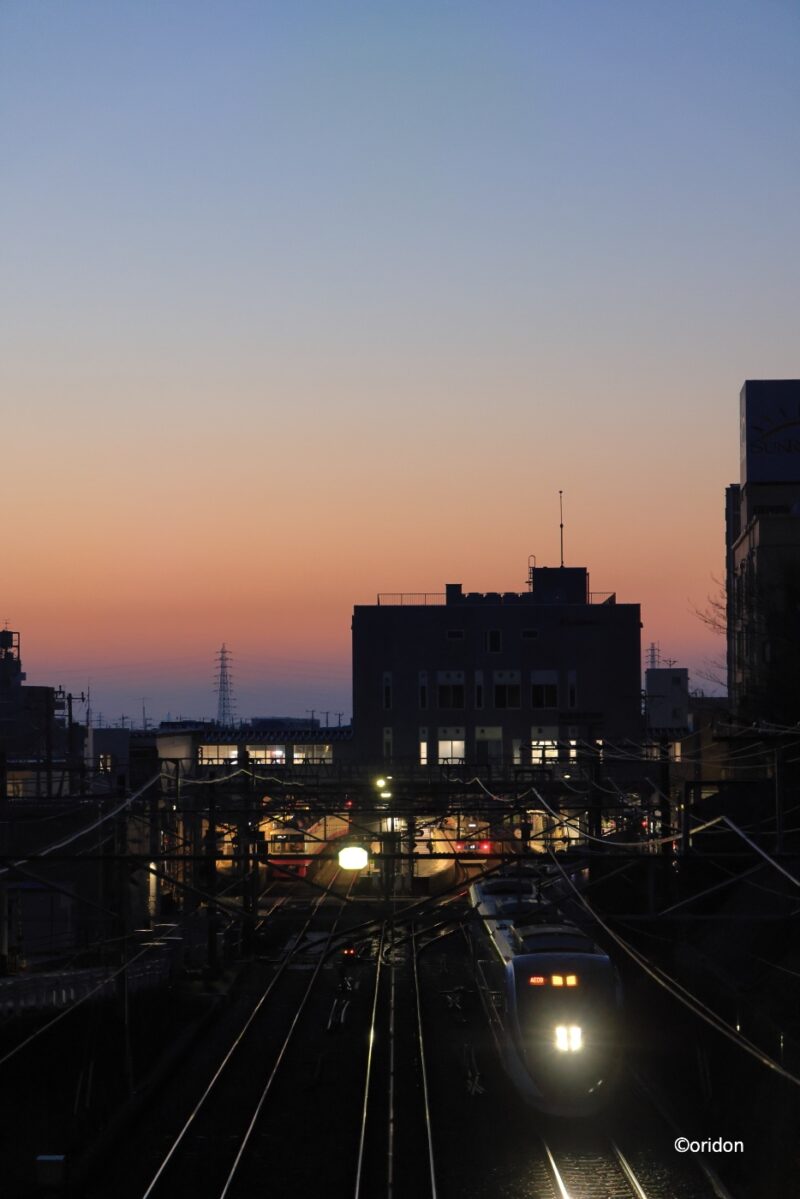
[468,874,623,1117]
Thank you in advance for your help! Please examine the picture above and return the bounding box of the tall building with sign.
[726,380,800,722]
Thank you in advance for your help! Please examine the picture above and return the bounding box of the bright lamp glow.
[338,845,369,870]
[555,1025,583,1052]
[376,778,387,788]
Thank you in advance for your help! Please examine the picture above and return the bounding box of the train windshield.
[513,956,619,1034]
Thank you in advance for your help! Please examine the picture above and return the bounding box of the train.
[265,830,313,879]
[467,870,623,1116]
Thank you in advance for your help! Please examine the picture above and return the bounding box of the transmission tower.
[215,643,236,726]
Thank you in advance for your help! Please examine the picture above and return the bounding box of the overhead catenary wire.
[0,771,164,879]
[545,850,800,1090]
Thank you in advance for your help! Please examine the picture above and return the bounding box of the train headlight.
[555,1025,583,1052]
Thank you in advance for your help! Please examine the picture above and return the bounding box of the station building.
[351,564,643,769]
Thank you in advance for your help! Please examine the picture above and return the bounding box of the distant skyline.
[2,1,798,721]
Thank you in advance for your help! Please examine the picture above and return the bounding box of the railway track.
[135,872,358,1199]
[354,920,439,1199]
[542,1134,651,1199]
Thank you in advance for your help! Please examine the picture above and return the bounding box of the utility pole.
[206,785,219,977]
[775,748,784,854]
[659,736,672,852]
[116,807,134,1096]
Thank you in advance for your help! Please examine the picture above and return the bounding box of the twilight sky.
[2,1,798,723]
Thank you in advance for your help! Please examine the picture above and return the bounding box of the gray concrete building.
[352,564,642,769]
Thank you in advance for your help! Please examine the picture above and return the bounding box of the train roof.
[512,924,601,955]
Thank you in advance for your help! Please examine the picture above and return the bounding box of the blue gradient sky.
[2,1,798,722]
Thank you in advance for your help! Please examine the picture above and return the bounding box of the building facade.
[352,565,642,768]
[726,380,800,723]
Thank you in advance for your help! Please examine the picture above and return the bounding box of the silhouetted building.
[645,668,689,737]
[0,629,82,797]
[351,564,642,768]
[726,380,800,723]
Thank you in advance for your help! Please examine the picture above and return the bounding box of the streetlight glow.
[338,845,369,870]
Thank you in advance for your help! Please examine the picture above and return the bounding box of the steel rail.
[140,872,343,1199]
[610,1141,650,1199]
[218,873,360,1198]
[387,936,397,1199]
[542,1136,653,1199]
[539,1139,573,1199]
[353,923,387,1199]
[411,923,439,1199]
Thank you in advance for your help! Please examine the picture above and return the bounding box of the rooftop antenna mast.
[559,490,565,568]
[215,644,236,726]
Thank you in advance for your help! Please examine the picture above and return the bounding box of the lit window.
[438,738,465,764]
[531,740,558,764]
[292,744,333,764]
[199,745,238,765]
[247,746,286,765]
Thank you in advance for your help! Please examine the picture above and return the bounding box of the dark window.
[446,629,465,640]
[522,629,538,639]
[568,684,577,708]
[531,683,558,708]
[438,683,465,708]
[485,630,502,652]
[383,684,392,710]
[419,683,428,709]
[494,684,520,709]
[475,683,483,709]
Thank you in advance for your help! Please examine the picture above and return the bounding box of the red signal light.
[480,842,491,853]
